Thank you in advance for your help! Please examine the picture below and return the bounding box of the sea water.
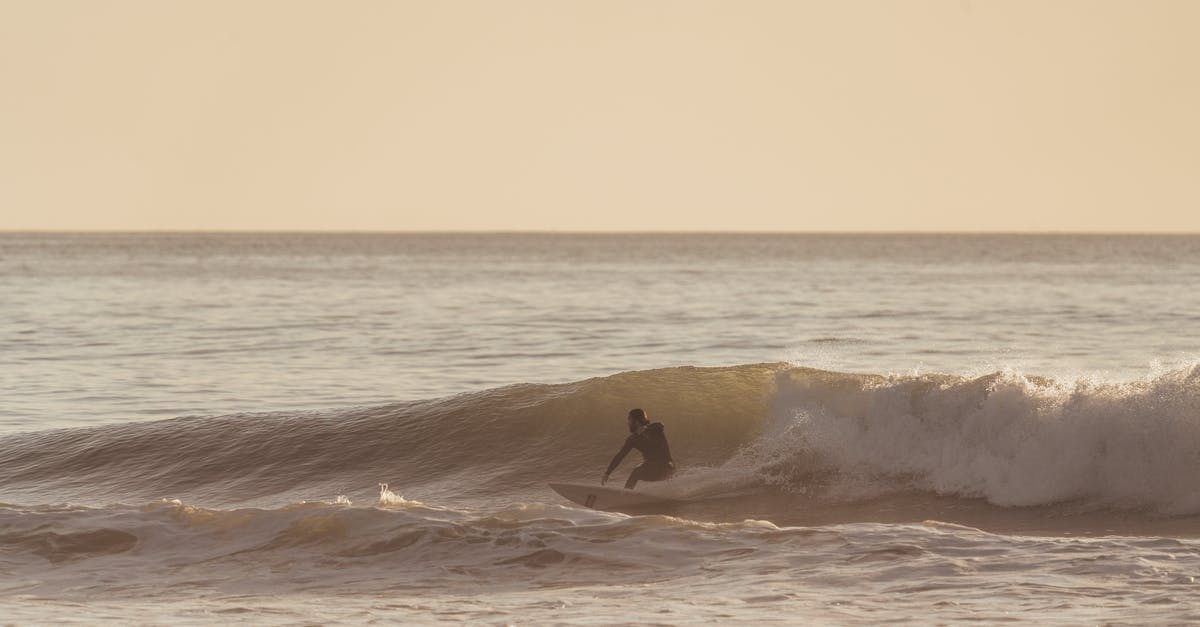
[3,233,1200,623]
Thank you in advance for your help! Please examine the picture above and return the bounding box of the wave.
[3,363,1200,516]
[6,496,1199,624]
[755,365,1200,514]
[0,364,780,507]
[0,491,832,598]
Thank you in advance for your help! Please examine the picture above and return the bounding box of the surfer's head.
[627,408,649,433]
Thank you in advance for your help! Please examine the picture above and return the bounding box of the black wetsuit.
[606,422,676,489]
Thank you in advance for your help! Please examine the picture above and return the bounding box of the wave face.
[4,363,1200,516]
[0,364,778,508]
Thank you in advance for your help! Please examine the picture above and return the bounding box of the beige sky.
[1,1,1197,231]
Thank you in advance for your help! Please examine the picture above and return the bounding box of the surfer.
[602,408,675,489]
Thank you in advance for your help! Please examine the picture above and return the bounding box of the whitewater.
[4,233,1200,623]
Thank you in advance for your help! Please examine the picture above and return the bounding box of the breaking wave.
[3,362,1200,515]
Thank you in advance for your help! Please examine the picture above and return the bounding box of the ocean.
[3,232,1200,623]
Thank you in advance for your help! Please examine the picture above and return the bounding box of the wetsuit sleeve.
[605,437,635,475]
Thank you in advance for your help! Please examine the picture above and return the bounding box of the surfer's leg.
[626,462,674,488]
[624,464,646,489]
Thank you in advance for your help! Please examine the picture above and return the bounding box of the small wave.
[0,527,137,563]
[807,337,865,344]
[0,498,832,598]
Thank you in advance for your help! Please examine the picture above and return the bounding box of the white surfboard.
[548,482,678,511]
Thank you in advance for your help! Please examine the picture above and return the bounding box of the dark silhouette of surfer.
[602,408,675,489]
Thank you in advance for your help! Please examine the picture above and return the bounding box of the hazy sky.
[1,1,1197,231]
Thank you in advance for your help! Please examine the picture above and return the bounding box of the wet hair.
[627,408,649,432]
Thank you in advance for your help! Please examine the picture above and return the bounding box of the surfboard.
[548,482,678,511]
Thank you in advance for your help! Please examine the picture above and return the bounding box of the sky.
[1,1,1197,232]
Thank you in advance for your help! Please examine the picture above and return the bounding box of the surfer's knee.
[624,466,644,489]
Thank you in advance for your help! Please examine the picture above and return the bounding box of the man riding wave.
[602,408,675,489]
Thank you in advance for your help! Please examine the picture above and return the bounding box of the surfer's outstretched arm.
[602,438,634,485]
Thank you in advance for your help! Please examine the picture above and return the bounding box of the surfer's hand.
[601,473,609,486]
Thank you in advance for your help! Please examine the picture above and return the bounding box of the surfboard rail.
[548,482,678,511]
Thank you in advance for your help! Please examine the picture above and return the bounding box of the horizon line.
[2,228,1199,236]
